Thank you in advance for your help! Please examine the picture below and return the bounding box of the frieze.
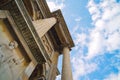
[41,35,54,57]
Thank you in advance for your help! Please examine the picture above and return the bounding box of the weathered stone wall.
[0,20,28,80]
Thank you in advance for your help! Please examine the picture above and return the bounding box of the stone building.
[0,0,74,80]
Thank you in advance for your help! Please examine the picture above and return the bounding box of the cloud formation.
[72,55,97,80]
[46,0,65,11]
[86,0,120,59]
[104,73,120,80]
[72,0,120,79]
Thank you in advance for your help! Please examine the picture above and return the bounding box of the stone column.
[62,47,73,80]
[51,51,59,65]
[47,51,59,80]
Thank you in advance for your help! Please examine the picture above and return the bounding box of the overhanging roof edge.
[52,9,75,48]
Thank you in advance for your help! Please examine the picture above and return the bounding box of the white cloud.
[86,31,106,59]
[72,56,97,80]
[72,0,120,79]
[56,75,61,80]
[46,0,65,11]
[85,0,120,59]
[75,33,87,46]
[75,17,82,22]
[71,17,82,35]
[106,32,120,51]
[71,24,79,35]
[104,73,120,80]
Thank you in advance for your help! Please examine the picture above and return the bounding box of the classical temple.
[0,0,74,80]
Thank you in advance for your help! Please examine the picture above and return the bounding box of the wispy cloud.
[46,0,65,11]
[75,17,82,22]
[72,55,97,80]
[86,0,120,59]
[75,33,87,47]
[104,73,120,80]
[71,17,82,35]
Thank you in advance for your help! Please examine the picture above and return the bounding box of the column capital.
[60,46,71,53]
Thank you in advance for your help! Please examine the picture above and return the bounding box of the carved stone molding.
[41,36,53,57]
[8,41,18,49]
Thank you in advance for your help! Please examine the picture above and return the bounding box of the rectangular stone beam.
[33,17,57,38]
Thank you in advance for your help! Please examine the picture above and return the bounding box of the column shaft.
[62,47,73,80]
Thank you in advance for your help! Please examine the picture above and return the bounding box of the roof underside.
[52,10,74,49]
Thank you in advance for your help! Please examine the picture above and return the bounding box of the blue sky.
[46,0,120,80]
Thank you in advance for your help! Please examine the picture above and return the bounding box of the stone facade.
[0,0,74,80]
